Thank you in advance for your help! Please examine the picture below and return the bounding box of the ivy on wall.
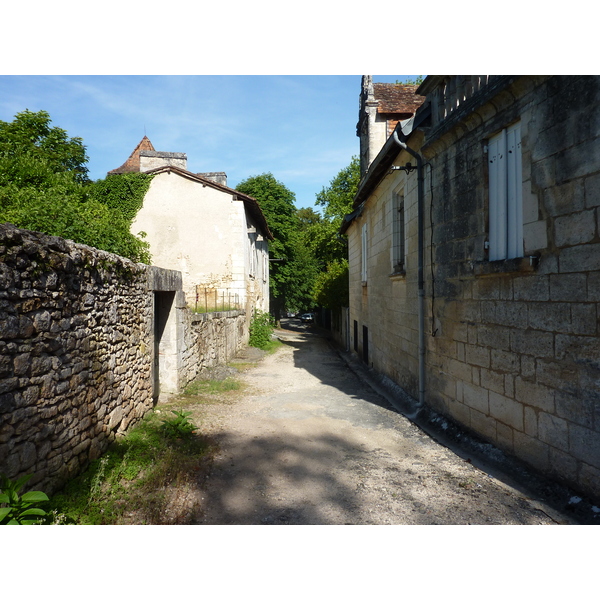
[89,173,154,222]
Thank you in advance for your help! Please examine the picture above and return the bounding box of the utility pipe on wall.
[392,130,426,412]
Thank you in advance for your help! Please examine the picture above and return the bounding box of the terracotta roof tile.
[108,136,155,175]
[373,83,425,115]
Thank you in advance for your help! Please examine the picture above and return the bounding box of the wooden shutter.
[488,123,523,260]
[506,122,523,259]
[488,128,507,260]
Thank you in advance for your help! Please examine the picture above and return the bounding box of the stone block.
[491,349,520,374]
[477,325,510,351]
[480,368,505,396]
[543,179,585,218]
[556,333,600,368]
[515,377,555,412]
[584,172,600,208]
[548,447,578,483]
[524,406,538,436]
[570,303,597,335]
[463,382,489,413]
[556,137,600,184]
[559,242,600,273]
[538,412,569,451]
[465,344,490,368]
[531,156,556,191]
[510,328,554,358]
[513,431,550,473]
[554,210,596,247]
[513,274,549,301]
[527,302,570,333]
[523,220,549,254]
[569,423,600,469]
[555,390,594,428]
[496,422,515,453]
[536,359,578,394]
[470,409,497,443]
[549,273,587,302]
[489,391,524,430]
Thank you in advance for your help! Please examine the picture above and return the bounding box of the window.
[361,223,368,283]
[248,235,256,278]
[392,189,405,272]
[488,122,523,260]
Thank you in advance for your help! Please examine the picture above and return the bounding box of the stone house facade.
[342,75,600,500]
[109,138,272,315]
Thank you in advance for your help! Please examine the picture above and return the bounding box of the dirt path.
[191,323,576,525]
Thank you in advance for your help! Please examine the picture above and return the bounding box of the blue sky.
[0,75,418,210]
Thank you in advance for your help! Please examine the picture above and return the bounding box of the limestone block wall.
[422,75,600,498]
[0,224,154,493]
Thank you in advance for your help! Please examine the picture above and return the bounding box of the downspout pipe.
[392,129,426,413]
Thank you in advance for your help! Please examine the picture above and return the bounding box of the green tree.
[236,173,318,318]
[0,109,89,183]
[0,110,150,263]
[307,157,360,309]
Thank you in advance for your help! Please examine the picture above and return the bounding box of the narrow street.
[194,320,577,525]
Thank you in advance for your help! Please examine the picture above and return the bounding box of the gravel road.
[192,321,582,525]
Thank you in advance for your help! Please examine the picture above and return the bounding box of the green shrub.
[249,310,275,349]
[160,410,197,439]
[0,473,49,525]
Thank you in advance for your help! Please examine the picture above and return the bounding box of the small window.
[248,236,256,278]
[392,189,405,272]
[488,122,523,260]
[361,223,368,283]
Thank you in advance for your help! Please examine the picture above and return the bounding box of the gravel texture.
[190,321,587,525]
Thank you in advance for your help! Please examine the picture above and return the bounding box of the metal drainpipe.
[392,130,425,412]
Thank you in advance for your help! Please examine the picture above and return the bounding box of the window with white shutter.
[488,122,523,260]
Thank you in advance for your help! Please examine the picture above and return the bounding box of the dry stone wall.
[179,309,248,390]
[0,223,154,493]
[0,223,252,494]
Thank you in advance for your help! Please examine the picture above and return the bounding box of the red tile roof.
[373,83,425,115]
[108,136,156,175]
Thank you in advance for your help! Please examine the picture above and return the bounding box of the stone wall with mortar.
[0,224,155,493]
[420,76,600,499]
[347,76,600,500]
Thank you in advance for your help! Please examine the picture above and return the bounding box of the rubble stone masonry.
[0,224,156,492]
[0,223,252,494]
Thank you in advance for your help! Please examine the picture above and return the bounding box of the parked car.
[300,313,314,323]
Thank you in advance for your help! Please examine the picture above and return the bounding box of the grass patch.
[183,378,241,396]
[46,409,215,524]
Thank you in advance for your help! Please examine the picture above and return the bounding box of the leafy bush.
[160,410,197,439]
[0,110,151,263]
[249,310,275,349]
[0,473,49,525]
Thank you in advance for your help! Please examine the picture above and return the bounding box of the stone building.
[109,138,272,314]
[342,75,600,500]
[357,76,425,177]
